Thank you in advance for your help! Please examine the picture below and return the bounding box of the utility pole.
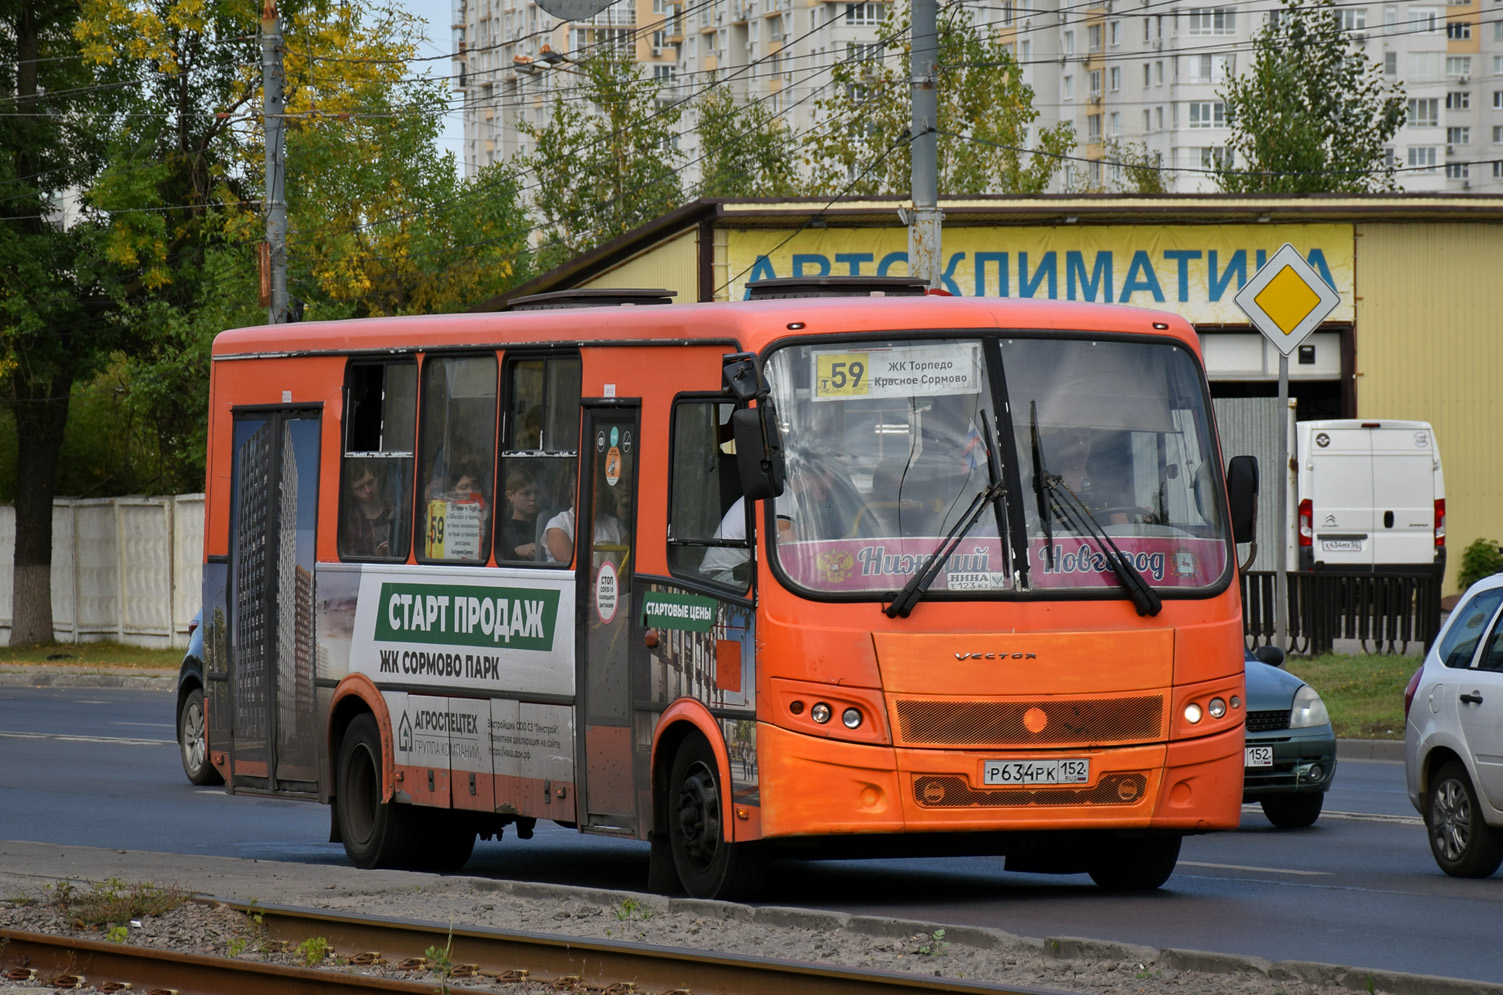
[908,0,943,289]
[261,0,289,324]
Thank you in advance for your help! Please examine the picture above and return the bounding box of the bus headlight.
[1208,697,1227,719]
[811,702,832,724]
[1183,702,1203,724]
[842,707,862,729]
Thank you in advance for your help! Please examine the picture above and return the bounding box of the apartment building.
[451,0,1503,193]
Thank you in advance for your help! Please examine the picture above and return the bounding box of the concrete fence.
[0,494,204,650]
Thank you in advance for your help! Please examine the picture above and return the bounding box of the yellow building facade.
[489,196,1503,596]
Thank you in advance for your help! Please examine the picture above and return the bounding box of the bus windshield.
[762,335,1230,600]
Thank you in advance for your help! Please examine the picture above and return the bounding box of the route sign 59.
[812,342,982,400]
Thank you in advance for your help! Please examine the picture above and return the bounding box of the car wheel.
[667,732,766,900]
[176,687,223,786]
[1085,834,1181,890]
[1426,761,1503,878]
[336,714,422,869]
[1260,793,1323,829]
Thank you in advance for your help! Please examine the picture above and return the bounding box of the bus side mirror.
[1226,455,1258,545]
[732,405,785,500]
[722,353,760,402]
[723,351,786,500]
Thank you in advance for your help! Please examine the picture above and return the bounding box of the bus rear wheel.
[1085,833,1181,890]
[336,714,421,869]
[416,811,477,872]
[668,733,765,900]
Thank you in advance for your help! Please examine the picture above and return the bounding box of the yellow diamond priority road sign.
[1234,243,1340,357]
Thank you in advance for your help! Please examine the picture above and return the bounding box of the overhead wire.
[9,0,1493,253]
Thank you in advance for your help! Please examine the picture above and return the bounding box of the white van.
[1295,419,1445,575]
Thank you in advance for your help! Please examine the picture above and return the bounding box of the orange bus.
[196,280,1258,898]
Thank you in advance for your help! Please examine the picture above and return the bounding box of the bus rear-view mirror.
[732,405,785,501]
[1227,455,1258,546]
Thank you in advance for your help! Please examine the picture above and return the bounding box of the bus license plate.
[1245,746,1274,768]
[983,759,1089,786]
[1321,539,1363,552]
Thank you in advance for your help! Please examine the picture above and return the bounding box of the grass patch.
[44,878,192,929]
[1285,652,1419,740]
[0,641,181,669]
[0,636,1417,741]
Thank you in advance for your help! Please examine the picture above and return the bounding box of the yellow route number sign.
[815,353,869,397]
[812,343,983,400]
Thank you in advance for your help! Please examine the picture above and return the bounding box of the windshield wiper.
[1039,473,1163,618]
[885,412,1007,619]
[1029,403,1055,569]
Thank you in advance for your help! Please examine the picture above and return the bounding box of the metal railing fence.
[1242,569,1443,656]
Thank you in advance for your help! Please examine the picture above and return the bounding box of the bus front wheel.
[668,733,765,900]
[1085,833,1181,890]
[336,714,422,869]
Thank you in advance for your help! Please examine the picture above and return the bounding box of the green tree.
[1217,0,1405,193]
[1103,140,1170,194]
[277,2,532,317]
[521,52,683,268]
[806,6,1073,196]
[1,0,529,642]
[0,0,143,643]
[693,87,803,198]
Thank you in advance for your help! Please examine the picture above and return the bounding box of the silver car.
[1405,573,1503,877]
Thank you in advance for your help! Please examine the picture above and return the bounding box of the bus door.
[226,407,321,794]
[576,403,640,832]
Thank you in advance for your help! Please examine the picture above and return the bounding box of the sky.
[397,0,468,168]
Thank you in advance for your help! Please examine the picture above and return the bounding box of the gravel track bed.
[2,876,1485,995]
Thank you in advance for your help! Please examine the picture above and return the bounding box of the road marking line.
[1240,803,1423,826]
[1313,809,1424,826]
[1180,861,1331,876]
[0,730,171,747]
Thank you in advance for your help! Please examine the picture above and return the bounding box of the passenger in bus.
[449,459,489,504]
[425,457,491,561]
[543,476,630,565]
[779,461,852,541]
[701,498,753,583]
[1039,426,1140,523]
[500,468,543,560]
[341,459,396,558]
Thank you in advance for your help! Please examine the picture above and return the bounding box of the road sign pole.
[1233,243,1341,654]
[1276,354,1289,653]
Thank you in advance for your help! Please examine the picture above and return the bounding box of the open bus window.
[668,398,747,587]
[339,360,416,560]
[500,355,581,564]
[418,354,498,564]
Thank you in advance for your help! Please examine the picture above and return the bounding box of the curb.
[0,668,175,691]
[1339,738,1406,762]
[484,877,1503,994]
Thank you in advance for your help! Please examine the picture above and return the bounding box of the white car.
[1405,572,1503,877]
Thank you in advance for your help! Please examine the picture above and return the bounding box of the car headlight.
[1290,684,1330,729]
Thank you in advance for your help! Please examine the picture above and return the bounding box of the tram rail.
[2,899,1068,995]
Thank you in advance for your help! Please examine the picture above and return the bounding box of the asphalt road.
[1,682,1498,986]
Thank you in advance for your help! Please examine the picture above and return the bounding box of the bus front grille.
[893,696,1164,748]
[913,773,1149,807]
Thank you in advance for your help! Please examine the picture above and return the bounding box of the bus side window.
[418,354,498,565]
[498,355,581,565]
[340,360,416,561]
[668,398,747,588]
